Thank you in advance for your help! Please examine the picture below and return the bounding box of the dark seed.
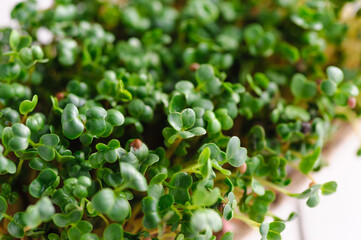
[189,63,200,72]
[218,202,226,214]
[239,163,247,174]
[296,59,306,72]
[301,122,312,134]
[55,92,65,100]
[130,139,142,150]
[348,97,356,109]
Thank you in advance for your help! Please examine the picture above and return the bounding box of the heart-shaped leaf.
[38,134,60,161]
[104,223,124,240]
[290,73,317,99]
[61,104,84,139]
[169,172,192,204]
[141,196,161,229]
[29,168,59,198]
[226,136,247,167]
[299,147,321,174]
[190,209,222,233]
[19,95,38,115]
[23,197,55,229]
[120,162,148,191]
[92,188,131,221]
[85,107,107,136]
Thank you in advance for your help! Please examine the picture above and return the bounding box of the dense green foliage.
[0,0,360,239]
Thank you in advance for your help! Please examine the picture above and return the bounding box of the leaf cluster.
[0,0,359,240]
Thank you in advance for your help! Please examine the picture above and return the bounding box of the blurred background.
[1,1,361,239]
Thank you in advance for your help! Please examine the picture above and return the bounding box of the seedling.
[0,1,359,240]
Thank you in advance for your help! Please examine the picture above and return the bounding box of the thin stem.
[98,213,109,225]
[157,224,164,239]
[28,139,39,148]
[2,213,13,221]
[115,183,129,193]
[13,158,24,180]
[9,54,15,63]
[27,66,35,83]
[174,204,199,210]
[289,150,303,159]
[98,178,103,189]
[287,161,316,184]
[166,137,182,159]
[127,203,141,227]
[4,149,10,157]
[254,177,296,197]
[195,83,205,92]
[287,150,317,183]
[83,198,108,225]
[265,146,278,155]
[266,211,277,218]
[130,218,143,234]
[234,213,260,228]
[181,163,202,174]
[162,182,174,188]
[214,172,238,182]
[23,226,32,232]
[148,229,176,238]
[20,113,28,124]
[79,198,86,209]
[161,231,176,239]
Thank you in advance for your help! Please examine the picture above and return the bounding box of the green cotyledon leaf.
[61,104,84,139]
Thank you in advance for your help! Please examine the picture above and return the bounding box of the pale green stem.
[181,163,202,173]
[98,213,109,225]
[115,183,129,193]
[13,158,24,180]
[2,213,13,221]
[254,177,297,197]
[234,213,260,228]
[287,161,316,183]
[83,198,109,225]
[166,137,182,159]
